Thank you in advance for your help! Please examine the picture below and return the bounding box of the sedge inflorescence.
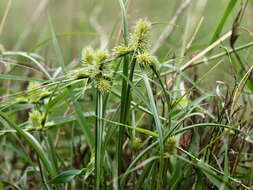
[79,47,112,94]
[131,137,142,151]
[74,19,157,94]
[165,137,177,155]
[26,82,51,104]
[130,19,151,53]
[130,19,157,68]
[114,19,157,68]
[28,110,44,130]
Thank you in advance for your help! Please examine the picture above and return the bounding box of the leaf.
[170,159,184,190]
[230,1,248,48]
[48,15,94,149]
[193,170,205,190]
[117,0,129,45]
[0,74,44,82]
[48,169,84,184]
[48,16,66,73]
[197,160,235,190]
[209,0,238,45]
[18,166,38,187]
[0,111,57,178]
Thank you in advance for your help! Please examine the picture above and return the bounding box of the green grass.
[1,0,253,189]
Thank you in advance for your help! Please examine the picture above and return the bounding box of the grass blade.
[48,15,94,149]
[95,90,104,190]
[0,111,56,178]
[209,0,238,44]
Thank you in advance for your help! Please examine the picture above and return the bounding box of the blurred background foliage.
[1,0,253,90]
[1,0,252,60]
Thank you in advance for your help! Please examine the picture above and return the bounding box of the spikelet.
[72,70,90,79]
[95,49,109,63]
[97,79,111,94]
[112,44,132,57]
[131,137,142,151]
[130,19,151,53]
[165,137,177,155]
[136,52,152,66]
[27,82,40,92]
[95,49,110,71]
[28,110,43,129]
[81,47,95,65]
[27,82,50,103]
[14,97,28,104]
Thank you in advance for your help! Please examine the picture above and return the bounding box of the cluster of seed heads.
[14,82,50,104]
[114,19,157,68]
[81,47,111,94]
[24,83,50,130]
[76,19,158,93]
[81,48,109,67]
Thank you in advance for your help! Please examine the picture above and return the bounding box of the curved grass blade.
[209,0,238,45]
[0,111,57,178]
[48,169,84,184]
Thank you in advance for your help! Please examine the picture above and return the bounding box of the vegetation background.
[0,0,253,189]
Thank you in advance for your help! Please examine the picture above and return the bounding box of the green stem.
[116,0,130,186]
[125,59,137,120]
[117,57,137,188]
[142,71,164,188]
[95,90,104,190]
[117,56,129,178]
[151,65,170,108]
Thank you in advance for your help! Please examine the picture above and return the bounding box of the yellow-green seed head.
[27,82,50,103]
[165,137,177,155]
[28,110,43,129]
[136,52,152,66]
[73,70,90,79]
[112,44,132,57]
[97,79,111,94]
[81,47,95,65]
[95,49,109,63]
[102,72,113,80]
[14,97,28,104]
[131,137,142,151]
[130,19,151,52]
[27,82,40,100]
[39,89,51,99]
[27,81,40,92]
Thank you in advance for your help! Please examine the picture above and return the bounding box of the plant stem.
[142,71,164,188]
[117,56,137,188]
[95,89,104,190]
[116,56,129,188]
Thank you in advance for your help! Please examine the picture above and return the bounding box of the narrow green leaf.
[48,15,94,149]
[0,74,44,82]
[209,0,238,44]
[48,16,66,73]
[0,111,56,178]
[48,169,84,184]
